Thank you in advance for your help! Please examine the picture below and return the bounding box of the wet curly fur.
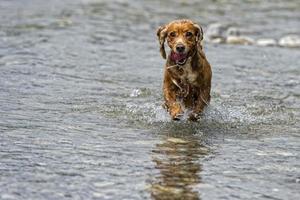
[157,19,212,121]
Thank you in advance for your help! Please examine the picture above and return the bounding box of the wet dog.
[156,19,212,121]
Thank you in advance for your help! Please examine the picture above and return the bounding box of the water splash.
[123,95,295,131]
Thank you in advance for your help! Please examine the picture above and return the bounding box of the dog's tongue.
[170,52,187,63]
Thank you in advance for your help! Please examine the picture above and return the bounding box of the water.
[0,0,299,199]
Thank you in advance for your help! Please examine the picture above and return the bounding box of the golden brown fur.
[157,19,212,121]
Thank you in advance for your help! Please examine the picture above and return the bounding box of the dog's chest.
[178,64,198,85]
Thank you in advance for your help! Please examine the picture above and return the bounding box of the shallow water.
[0,0,300,199]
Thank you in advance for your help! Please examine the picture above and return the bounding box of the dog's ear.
[156,24,168,59]
[193,22,204,49]
[193,23,203,42]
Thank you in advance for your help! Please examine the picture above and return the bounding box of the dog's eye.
[169,32,176,37]
[186,32,193,37]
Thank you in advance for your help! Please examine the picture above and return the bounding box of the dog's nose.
[176,44,185,53]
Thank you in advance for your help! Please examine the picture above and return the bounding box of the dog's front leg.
[189,88,211,121]
[163,84,183,120]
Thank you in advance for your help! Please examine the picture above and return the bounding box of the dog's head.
[156,19,203,64]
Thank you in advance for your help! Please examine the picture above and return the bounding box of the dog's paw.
[172,113,184,121]
[188,113,200,121]
[168,103,183,120]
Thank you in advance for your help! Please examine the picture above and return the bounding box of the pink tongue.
[171,52,187,62]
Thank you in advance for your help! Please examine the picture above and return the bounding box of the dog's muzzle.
[170,51,188,65]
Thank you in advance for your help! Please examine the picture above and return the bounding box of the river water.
[0,0,299,199]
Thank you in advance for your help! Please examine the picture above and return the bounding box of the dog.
[156,19,212,121]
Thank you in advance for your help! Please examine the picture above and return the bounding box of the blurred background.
[0,0,299,199]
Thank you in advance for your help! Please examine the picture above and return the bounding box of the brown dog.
[157,19,212,121]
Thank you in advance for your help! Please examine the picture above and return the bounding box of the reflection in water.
[150,130,209,200]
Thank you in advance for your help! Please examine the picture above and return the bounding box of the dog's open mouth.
[170,52,188,65]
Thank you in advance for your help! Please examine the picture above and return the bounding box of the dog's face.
[157,19,203,63]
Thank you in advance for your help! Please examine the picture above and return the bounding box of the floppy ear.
[193,23,203,42]
[156,25,168,59]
